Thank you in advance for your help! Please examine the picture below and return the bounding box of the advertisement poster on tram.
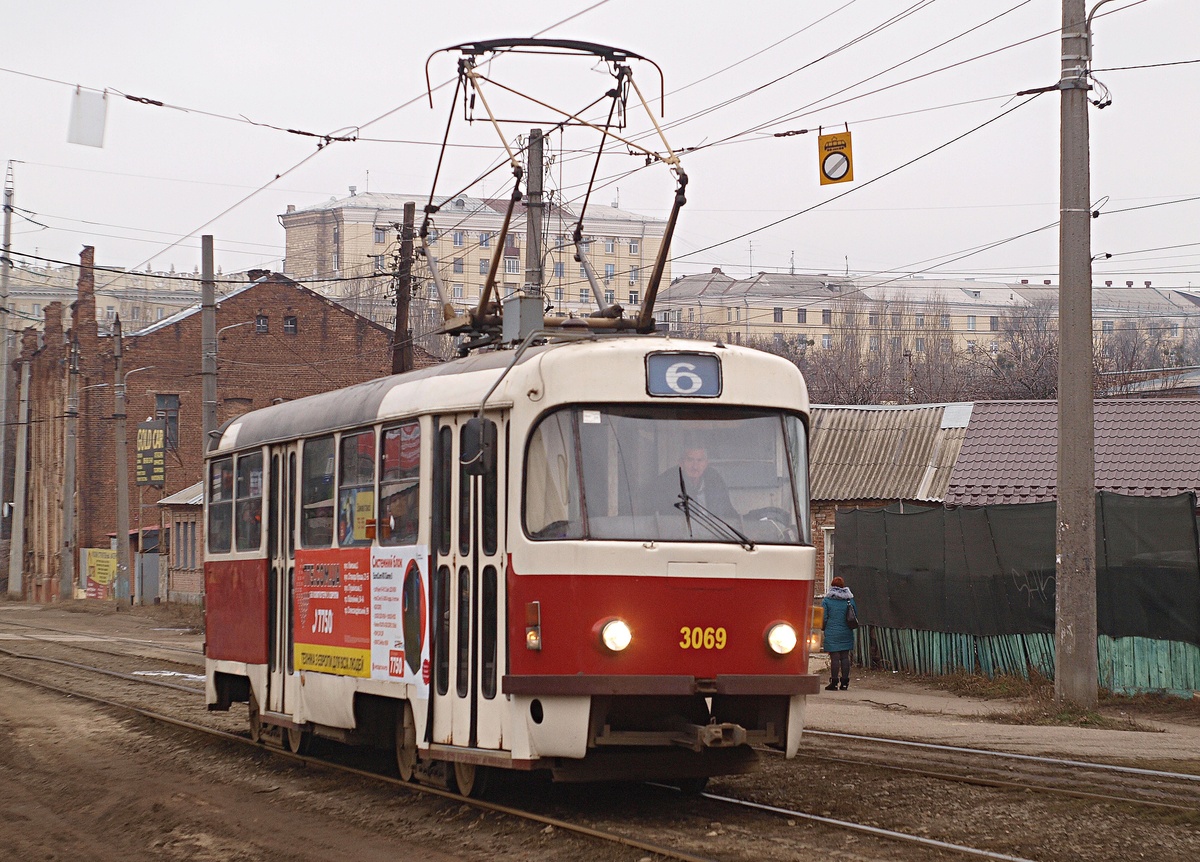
[292,544,430,695]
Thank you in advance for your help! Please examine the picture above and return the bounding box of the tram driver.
[650,441,736,519]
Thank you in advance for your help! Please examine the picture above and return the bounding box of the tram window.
[784,415,812,544]
[207,457,233,553]
[435,565,450,696]
[380,422,420,546]
[338,430,375,547]
[481,422,498,555]
[524,411,584,539]
[456,565,471,698]
[268,454,279,559]
[433,427,452,555]
[287,453,297,557]
[481,565,497,699]
[300,436,335,547]
[235,451,264,551]
[458,427,473,556]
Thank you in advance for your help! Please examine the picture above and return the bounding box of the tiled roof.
[944,399,1200,505]
[810,403,971,502]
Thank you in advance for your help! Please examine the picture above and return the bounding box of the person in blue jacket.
[821,576,858,691]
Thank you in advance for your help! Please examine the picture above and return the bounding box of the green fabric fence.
[853,625,1200,696]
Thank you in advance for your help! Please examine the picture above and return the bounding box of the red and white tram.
[204,335,819,794]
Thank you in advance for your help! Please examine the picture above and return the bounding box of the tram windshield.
[524,406,810,545]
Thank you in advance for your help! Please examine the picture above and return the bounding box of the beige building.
[279,191,670,329]
[656,270,1199,358]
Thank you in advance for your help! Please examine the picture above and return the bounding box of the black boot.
[825,680,838,691]
[839,680,849,690]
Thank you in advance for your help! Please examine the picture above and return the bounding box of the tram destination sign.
[135,420,167,486]
[646,352,722,398]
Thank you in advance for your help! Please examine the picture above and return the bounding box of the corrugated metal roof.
[158,481,203,507]
[945,399,1200,506]
[810,403,971,502]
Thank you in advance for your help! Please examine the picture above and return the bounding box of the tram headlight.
[765,622,798,655]
[599,618,633,652]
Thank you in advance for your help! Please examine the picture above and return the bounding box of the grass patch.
[924,669,1053,700]
[989,700,1157,731]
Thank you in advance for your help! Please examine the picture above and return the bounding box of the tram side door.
[431,413,507,750]
[266,443,299,715]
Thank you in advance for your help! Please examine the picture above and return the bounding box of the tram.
[204,38,818,796]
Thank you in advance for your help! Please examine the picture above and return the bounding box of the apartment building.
[279,190,670,324]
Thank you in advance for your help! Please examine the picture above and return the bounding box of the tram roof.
[209,335,806,455]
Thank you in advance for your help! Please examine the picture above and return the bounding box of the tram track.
[0,642,1046,862]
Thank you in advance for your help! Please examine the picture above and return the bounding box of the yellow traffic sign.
[818,131,854,185]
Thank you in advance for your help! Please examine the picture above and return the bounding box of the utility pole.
[61,340,79,600]
[114,317,130,603]
[6,357,28,598]
[201,235,217,445]
[1,163,13,552]
[392,202,415,374]
[1056,0,1099,707]
[524,128,544,296]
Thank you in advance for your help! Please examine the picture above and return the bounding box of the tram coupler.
[671,719,747,751]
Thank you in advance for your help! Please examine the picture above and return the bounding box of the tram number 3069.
[679,626,727,650]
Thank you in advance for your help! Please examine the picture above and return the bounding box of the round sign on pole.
[822,151,850,182]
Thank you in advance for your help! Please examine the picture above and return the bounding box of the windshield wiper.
[674,469,755,551]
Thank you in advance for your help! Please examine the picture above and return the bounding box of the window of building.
[33,303,42,317]
[374,227,387,244]
[688,308,694,322]
[990,341,999,354]
[156,308,165,320]
[822,308,832,325]
[869,336,880,352]
[940,338,952,353]
[505,257,521,275]
[235,451,264,552]
[797,308,807,324]
[576,289,587,304]
[579,264,588,279]
[629,239,639,254]
[1102,320,1114,334]
[604,263,615,280]
[916,337,926,353]
[374,254,386,271]
[990,315,999,331]
[255,314,268,334]
[868,312,879,326]
[284,316,298,335]
[773,307,783,323]
[967,340,977,353]
[967,315,977,331]
[890,337,901,351]
[604,289,615,305]
[301,436,335,548]
[106,306,115,320]
[155,394,180,450]
[554,287,564,302]
[630,265,640,284]
[332,251,340,271]
[450,284,462,299]
[822,334,833,349]
[479,232,491,248]
[453,231,464,247]
[891,313,901,328]
[1170,321,1180,337]
[453,257,464,274]
[915,313,925,328]
[338,430,375,547]
[379,422,420,546]
[479,258,489,274]
[553,261,564,278]
[628,289,639,305]
[940,314,951,329]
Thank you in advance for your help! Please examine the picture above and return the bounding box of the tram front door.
[266,444,298,715]
[430,413,507,753]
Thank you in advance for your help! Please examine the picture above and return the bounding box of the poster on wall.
[292,545,430,696]
[82,548,117,599]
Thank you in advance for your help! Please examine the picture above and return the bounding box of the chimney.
[1043,280,1051,285]
[286,204,296,213]
[1126,281,1134,287]
[711,267,724,275]
[1020,279,1029,284]
[1105,280,1112,287]
[247,269,271,282]
[1145,281,1152,288]
[349,185,357,196]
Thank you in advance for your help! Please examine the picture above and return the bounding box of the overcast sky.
[1,0,1197,290]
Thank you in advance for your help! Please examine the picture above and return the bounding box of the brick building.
[10,247,435,602]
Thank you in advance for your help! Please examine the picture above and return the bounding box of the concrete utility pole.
[201,235,217,446]
[392,202,415,375]
[61,340,79,600]
[1056,0,1099,707]
[114,318,130,603]
[1,163,13,549]
[524,128,544,296]
[6,358,28,598]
